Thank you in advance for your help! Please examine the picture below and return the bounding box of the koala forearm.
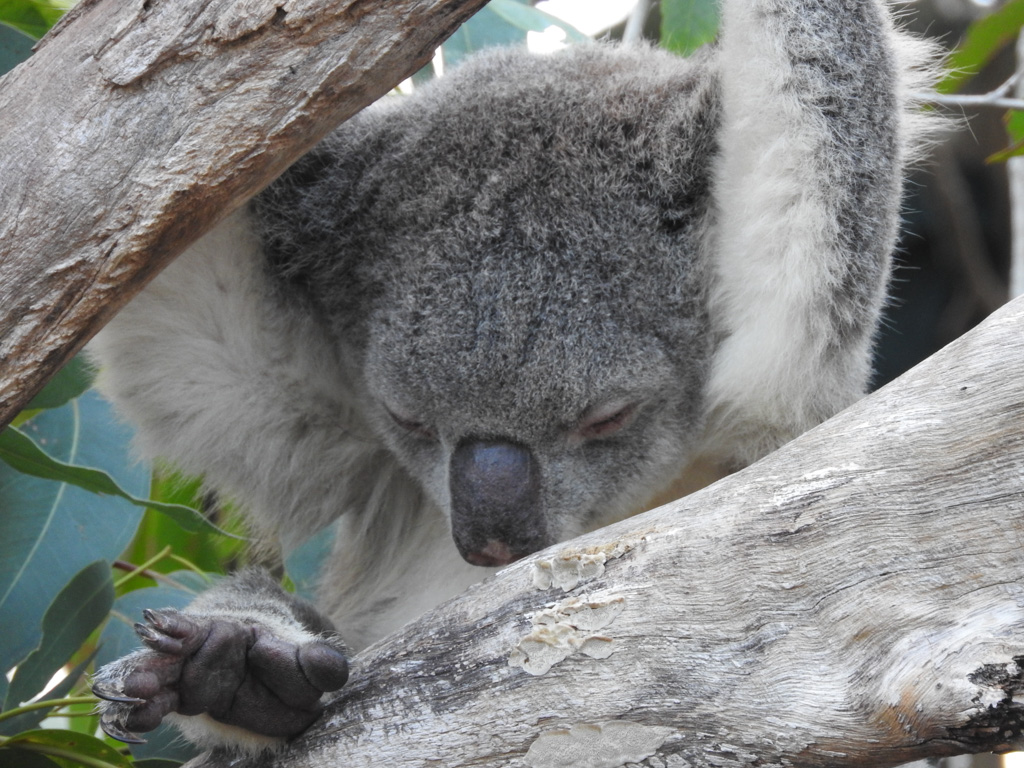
[702,0,940,467]
[87,211,406,552]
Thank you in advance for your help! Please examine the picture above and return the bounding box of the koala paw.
[93,608,349,745]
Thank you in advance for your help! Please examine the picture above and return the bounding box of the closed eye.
[385,407,437,441]
[575,402,639,441]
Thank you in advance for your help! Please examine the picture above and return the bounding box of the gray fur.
[258,43,718,545]
[88,0,939,753]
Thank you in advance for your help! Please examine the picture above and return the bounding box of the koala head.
[362,289,710,565]
[257,44,718,566]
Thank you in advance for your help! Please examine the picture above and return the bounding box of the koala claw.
[91,681,145,705]
[92,608,349,744]
[97,709,148,745]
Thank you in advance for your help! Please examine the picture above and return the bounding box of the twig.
[1011,35,1024,299]
[622,0,651,45]
[922,92,1024,111]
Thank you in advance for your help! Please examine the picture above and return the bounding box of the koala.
[89,0,937,755]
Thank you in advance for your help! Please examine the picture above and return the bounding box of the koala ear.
[448,438,547,567]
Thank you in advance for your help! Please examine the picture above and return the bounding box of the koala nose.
[449,438,546,567]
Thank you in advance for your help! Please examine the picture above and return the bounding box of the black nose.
[449,439,546,566]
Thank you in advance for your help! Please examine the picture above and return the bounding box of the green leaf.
[988,109,1024,163]
[123,472,245,575]
[0,392,146,677]
[0,751,62,768]
[26,358,93,412]
[1009,110,1024,145]
[0,0,69,39]
[59,693,101,737]
[1,729,133,768]
[127,722,199,764]
[0,21,34,75]
[0,656,98,736]
[940,0,1024,93]
[488,0,587,41]
[661,0,719,56]
[285,521,338,602]
[0,423,225,536]
[444,0,587,68]
[5,563,113,711]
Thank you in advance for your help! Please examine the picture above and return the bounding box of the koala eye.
[385,406,437,441]
[575,401,639,441]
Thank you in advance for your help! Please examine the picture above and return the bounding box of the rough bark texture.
[188,298,1024,768]
[0,0,488,426]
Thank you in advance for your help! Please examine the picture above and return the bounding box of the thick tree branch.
[188,298,1024,768]
[0,0,489,426]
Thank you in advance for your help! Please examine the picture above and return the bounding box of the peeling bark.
[185,298,1024,768]
[0,0,489,425]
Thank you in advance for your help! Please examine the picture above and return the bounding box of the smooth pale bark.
[0,0,488,426]
[187,297,1024,768]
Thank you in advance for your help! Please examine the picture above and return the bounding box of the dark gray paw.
[93,609,349,744]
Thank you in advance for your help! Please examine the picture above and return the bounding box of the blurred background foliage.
[0,0,1020,765]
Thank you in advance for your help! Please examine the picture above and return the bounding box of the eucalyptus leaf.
[444,0,587,67]
[1,729,133,768]
[988,109,1024,163]
[128,472,246,574]
[0,0,71,36]
[0,651,97,736]
[127,720,200,764]
[285,521,338,602]
[0,392,146,676]
[0,423,225,536]
[488,0,587,41]
[444,6,527,66]
[0,21,34,75]
[0,2,50,39]
[939,0,1024,93]
[26,358,94,412]
[661,0,718,56]
[5,562,113,711]
[0,750,62,768]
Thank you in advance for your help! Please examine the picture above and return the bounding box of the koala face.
[364,364,706,566]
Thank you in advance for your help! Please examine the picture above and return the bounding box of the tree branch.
[0,0,489,427]
[1010,32,1024,301]
[184,297,1024,768]
[920,68,1024,111]
[926,92,1024,111]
